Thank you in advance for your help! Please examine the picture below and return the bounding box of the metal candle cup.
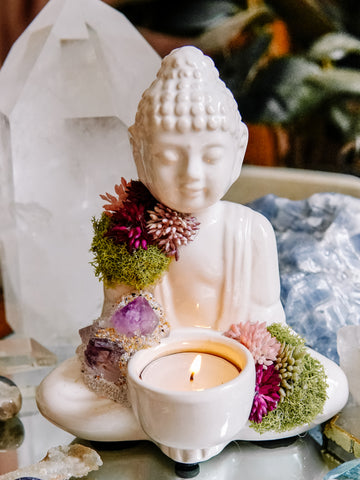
[127,328,256,464]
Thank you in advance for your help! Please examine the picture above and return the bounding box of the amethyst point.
[111,296,159,337]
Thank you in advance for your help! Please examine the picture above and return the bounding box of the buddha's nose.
[184,154,202,181]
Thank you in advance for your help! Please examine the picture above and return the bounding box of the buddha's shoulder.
[220,200,269,221]
[220,200,274,236]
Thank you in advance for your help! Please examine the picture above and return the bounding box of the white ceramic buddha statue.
[36,46,348,448]
[104,45,286,331]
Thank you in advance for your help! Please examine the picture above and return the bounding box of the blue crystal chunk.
[249,193,360,363]
[324,459,360,479]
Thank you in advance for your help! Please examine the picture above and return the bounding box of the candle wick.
[190,372,195,382]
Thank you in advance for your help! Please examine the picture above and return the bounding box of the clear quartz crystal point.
[0,337,57,374]
[0,0,160,345]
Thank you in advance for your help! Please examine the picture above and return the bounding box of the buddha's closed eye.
[202,146,225,164]
[155,147,182,164]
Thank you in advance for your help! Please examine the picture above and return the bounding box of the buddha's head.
[129,46,248,214]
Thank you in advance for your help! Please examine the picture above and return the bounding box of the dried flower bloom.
[147,203,200,260]
[101,180,199,257]
[225,321,281,366]
[126,180,157,210]
[250,364,280,423]
[274,343,306,402]
[106,202,151,251]
[100,178,129,215]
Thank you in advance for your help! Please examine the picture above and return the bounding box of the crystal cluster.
[111,296,160,336]
[0,0,160,346]
[0,444,102,480]
[249,193,360,363]
[77,292,170,405]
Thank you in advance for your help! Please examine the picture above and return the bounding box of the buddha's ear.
[129,129,145,181]
[231,123,248,184]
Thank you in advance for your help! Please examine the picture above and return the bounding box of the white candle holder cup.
[127,328,256,464]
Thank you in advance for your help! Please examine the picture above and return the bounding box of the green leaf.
[328,99,360,140]
[306,68,360,96]
[241,56,325,124]
[216,31,272,99]
[308,32,360,63]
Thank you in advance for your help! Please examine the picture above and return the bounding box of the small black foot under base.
[175,462,200,478]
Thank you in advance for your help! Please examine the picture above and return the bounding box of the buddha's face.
[136,129,244,213]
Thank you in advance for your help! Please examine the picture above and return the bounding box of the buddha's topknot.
[129,46,246,148]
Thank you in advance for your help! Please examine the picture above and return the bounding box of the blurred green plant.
[212,0,360,175]
[238,33,360,128]
[217,27,360,175]
[118,0,360,174]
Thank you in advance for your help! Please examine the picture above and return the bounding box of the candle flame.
[189,354,202,381]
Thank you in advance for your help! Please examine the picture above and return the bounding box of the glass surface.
[0,345,333,480]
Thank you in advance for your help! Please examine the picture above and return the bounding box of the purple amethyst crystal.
[111,296,159,337]
[84,337,125,383]
[79,324,95,344]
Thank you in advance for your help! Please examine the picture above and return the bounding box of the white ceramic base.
[157,441,227,464]
[36,346,349,450]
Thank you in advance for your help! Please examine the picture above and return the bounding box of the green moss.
[250,349,328,434]
[267,323,306,347]
[90,213,171,290]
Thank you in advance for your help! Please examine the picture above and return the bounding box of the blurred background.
[1,0,360,338]
[2,0,360,177]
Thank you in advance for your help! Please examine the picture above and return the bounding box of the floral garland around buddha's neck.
[90,178,200,290]
[224,321,328,433]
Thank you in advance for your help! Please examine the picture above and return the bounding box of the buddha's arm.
[249,212,286,325]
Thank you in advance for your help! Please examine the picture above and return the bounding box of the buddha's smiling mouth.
[180,185,204,195]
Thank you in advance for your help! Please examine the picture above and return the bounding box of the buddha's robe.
[154,201,285,331]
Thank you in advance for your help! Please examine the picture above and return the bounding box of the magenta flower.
[126,180,157,211]
[102,179,199,256]
[250,364,280,423]
[106,202,151,252]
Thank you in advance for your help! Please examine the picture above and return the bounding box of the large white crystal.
[338,325,360,405]
[0,0,160,345]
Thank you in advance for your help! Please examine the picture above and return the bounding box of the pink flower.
[100,178,129,215]
[250,364,280,423]
[225,321,281,366]
[147,203,200,260]
[102,179,199,256]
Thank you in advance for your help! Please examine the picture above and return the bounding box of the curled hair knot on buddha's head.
[129,46,247,150]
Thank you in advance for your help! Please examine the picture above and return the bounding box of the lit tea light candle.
[128,329,256,464]
[140,351,240,391]
[189,354,201,381]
